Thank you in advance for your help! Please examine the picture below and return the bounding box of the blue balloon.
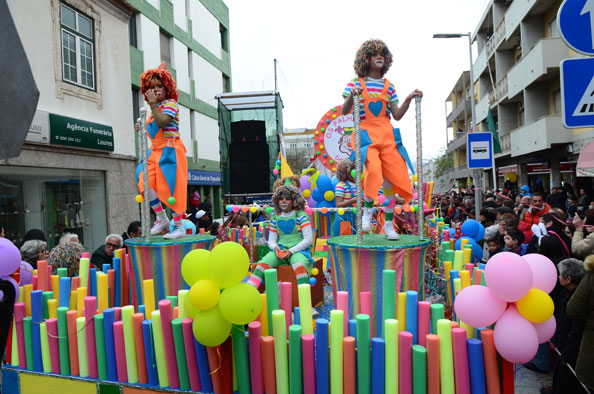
[316,175,333,192]
[331,175,339,188]
[312,188,324,202]
[169,219,196,235]
[454,236,483,263]
[473,223,485,242]
[461,219,480,238]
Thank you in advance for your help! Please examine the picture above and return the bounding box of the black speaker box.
[231,120,266,143]
[230,142,270,193]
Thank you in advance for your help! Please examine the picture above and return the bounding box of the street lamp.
[433,32,482,217]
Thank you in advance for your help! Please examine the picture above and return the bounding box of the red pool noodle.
[66,310,79,376]
[113,321,128,382]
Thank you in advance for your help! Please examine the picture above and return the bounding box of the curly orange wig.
[140,63,179,102]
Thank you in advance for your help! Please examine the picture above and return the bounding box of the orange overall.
[352,78,413,202]
[137,111,188,214]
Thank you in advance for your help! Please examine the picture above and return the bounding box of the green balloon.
[218,283,263,325]
[352,207,357,215]
[207,242,250,289]
[351,169,356,178]
[167,196,176,205]
[265,207,273,214]
[192,306,231,347]
[181,249,211,286]
[185,293,199,317]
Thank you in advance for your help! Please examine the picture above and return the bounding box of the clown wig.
[353,39,393,78]
[272,185,306,214]
[336,158,355,182]
[140,63,179,102]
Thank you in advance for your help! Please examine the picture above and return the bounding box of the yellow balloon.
[412,174,418,182]
[302,189,311,198]
[218,283,263,324]
[135,194,143,203]
[181,249,211,286]
[517,288,554,323]
[337,208,345,215]
[324,191,335,201]
[250,207,257,213]
[311,268,319,276]
[192,306,231,347]
[189,279,220,310]
[208,242,250,288]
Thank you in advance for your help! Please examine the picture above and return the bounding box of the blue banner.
[187,170,222,185]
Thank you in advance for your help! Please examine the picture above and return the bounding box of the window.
[160,31,171,66]
[129,13,138,48]
[223,75,230,93]
[60,3,95,90]
[132,87,140,124]
[220,23,228,51]
[188,49,194,79]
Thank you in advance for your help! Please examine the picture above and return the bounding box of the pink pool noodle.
[248,322,264,394]
[280,282,292,332]
[417,302,431,347]
[46,318,60,374]
[303,334,317,394]
[359,291,373,336]
[336,291,349,334]
[399,331,413,394]
[14,303,27,369]
[182,318,201,392]
[84,297,98,378]
[452,328,471,394]
[158,300,180,388]
[113,321,128,382]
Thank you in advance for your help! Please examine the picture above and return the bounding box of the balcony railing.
[488,75,508,106]
[486,19,506,59]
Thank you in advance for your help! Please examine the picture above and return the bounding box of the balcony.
[473,48,488,84]
[447,132,468,153]
[448,164,470,180]
[475,94,490,123]
[447,98,470,126]
[488,75,508,106]
[510,115,572,157]
[486,20,507,59]
[507,38,569,97]
[505,0,538,40]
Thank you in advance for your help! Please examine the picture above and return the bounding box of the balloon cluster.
[181,242,262,347]
[225,204,267,214]
[0,238,25,300]
[454,252,557,364]
[310,174,335,216]
[446,219,485,262]
[273,158,281,175]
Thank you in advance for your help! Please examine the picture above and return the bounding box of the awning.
[577,139,594,177]
[215,91,283,111]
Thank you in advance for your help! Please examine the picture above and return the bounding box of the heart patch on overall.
[368,101,383,117]
[277,219,296,234]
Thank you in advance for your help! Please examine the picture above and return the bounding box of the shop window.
[60,3,95,90]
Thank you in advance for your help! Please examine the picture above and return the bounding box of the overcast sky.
[223,0,490,160]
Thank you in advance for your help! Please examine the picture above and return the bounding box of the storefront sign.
[26,110,50,144]
[49,114,114,151]
[560,161,577,173]
[497,165,517,176]
[527,162,550,174]
[187,170,221,185]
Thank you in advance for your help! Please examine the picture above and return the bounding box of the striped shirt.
[157,99,180,137]
[343,77,398,120]
[335,181,356,199]
[269,211,312,235]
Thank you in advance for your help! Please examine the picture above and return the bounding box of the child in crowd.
[247,185,314,288]
[137,63,188,239]
[332,159,357,236]
[503,228,525,255]
[486,237,503,259]
[342,39,422,240]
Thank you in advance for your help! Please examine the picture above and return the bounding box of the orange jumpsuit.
[352,78,413,202]
[137,110,187,214]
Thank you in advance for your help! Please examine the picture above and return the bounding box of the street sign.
[467,132,494,169]
[558,0,594,55]
[561,57,594,128]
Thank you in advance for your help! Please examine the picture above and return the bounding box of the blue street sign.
[558,0,594,55]
[467,132,493,169]
[561,57,594,128]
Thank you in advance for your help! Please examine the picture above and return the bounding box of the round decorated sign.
[314,105,354,172]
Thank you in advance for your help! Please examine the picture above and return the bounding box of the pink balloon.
[533,316,556,344]
[454,285,507,328]
[305,207,313,215]
[377,195,386,204]
[522,254,557,294]
[494,305,539,364]
[232,205,240,213]
[0,238,21,277]
[485,252,533,302]
[19,261,33,285]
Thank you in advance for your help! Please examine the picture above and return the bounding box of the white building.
[2,0,134,250]
[127,0,230,219]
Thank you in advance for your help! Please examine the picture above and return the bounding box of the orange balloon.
[321,207,328,214]
[403,203,411,212]
[242,206,249,213]
[394,206,402,214]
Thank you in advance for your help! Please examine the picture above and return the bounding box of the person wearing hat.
[520,184,531,197]
[195,209,212,232]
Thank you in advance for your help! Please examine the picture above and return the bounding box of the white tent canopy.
[215,91,282,111]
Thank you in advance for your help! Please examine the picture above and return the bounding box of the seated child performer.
[332,159,357,236]
[342,39,422,240]
[247,184,314,288]
[137,63,188,239]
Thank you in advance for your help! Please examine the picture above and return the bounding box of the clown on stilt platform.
[137,63,188,239]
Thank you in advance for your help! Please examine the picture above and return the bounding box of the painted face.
[147,78,166,101]
[279,197,293,213]
[369,53,384,72]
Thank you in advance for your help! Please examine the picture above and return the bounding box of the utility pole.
[274,58,278,91]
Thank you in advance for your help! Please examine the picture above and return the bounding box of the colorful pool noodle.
[23,317,33,370]
[142,320,159,386]
[37,260,48,291]
[343,336,356,394]
[193,338,212,392]
[46,318,59,374]
[336,290,349,335]
[39,322,51,373]
[315,318,329,394]
[280,282,292,334]
[30,290,43,372]
[181,319,201,392]
[259,293,269,335]
[459,270,471,289]
[94,315,108,380]
[84,297,98,378]
[262,336,277,394]
[452,328,471,394]
[177,290,188,319]
[382,270,396,339]
[359,291,373,336]
[69,291,77,311]
[302,334,316,394]
[107,270,115,308]
[418,301,430,347]
[473,269,483,286]
[437,319,455,394]
[75,317,89,378]
[113,321,127,382]
[78,257,89,291]
[426,334,440,394]
[371,338,385,394]
[356,313,371,394]
[132,313,148,384]
[220,336,233,394]
[398,331,413,394]
[66,310,79,376]
[42,291,52,320]
[430,304,444,335]
[142,279,155,319]
[57,306,70,375]
[102,308,118,381]
[113,257,121,307]
[463,248,472,266]
[406,291,418,344]
[330,310,344,394]
[122,253,130,307]
[467,338,486,394]
[48,299,57,319]
[71,276,80,292]
[248,322,264,394]
[501,359,514,394]
[11,318,19,367]
[265,269,280,336]
[272,310,289,394]
[412,345,427,394]
[385,319,399,394]
[171,318,190,390]
[480,329,500,394]
[151,310,169,387]
[158,300,179,388]
[454,251,464,271]
[89,268,97,297]
[119,305,138,383]
[449,270,459,308]
[299,284,314,335]
[288,325,303,394]
[443,261,453,305]
[14,303,26,369]
[76,287,86,317]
